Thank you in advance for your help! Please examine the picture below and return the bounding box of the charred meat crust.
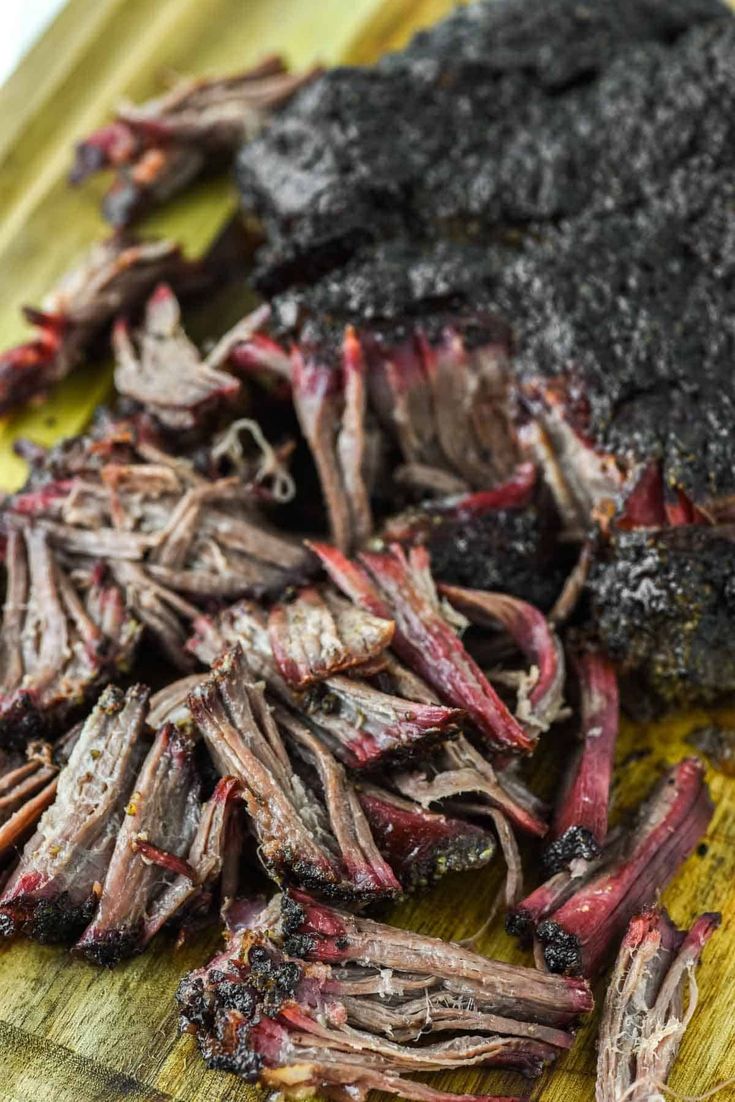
[239,0,735,514]
[588,527,735,712]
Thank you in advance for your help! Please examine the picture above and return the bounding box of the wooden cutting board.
[1,2,734,1100]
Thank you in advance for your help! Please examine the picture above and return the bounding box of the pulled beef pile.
[0,0,730,1098]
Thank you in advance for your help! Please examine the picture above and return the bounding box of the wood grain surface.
[0,2,734,1101]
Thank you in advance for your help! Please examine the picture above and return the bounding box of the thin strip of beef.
[71,57,318,226]
[304,675,462,770]
[543,651,619,873]
[438,583,565,740]
[311,541,533,753]
[528,759,712,976]
[0,743,59,870]
[176,891,592,1101]
[113,283,240,429]
[596,908,720,1101]
[76,723,202,965]
[188,644,399,903]
[143,775,244,943]
[357,785,495,892]
[0,685,149,943]
[0,522,140,746]
[392,734,546,907]
[289,327,374,551]
[0,237,193,414]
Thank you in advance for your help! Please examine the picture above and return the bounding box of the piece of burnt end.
[424,491,573,614]
[313,541,534,754]
[0,523,141,747]
[112,283,240,430]
[384,462,574,613]
[176,891,591,1102]
[596,908,720,1101]
[0,685,149,943]
[0,237,193,415]
[188,645,400,904]
[71,57,317,227]
[527,758,712,976]
[357,785,495,891]
[76,722,202,965]
[587,526,735,711]
[543,651,619,873]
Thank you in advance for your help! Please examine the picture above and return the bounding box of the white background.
[0,0,67,87]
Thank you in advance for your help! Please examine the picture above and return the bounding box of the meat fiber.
[508,758,713,976]
[6,416,309,667]
[543,651,619,873]
[596,908,720,1101]
[0,522,140,746]
[0,742,60,869]
[76,722,203,965]
[312,541,534,753]
[0,685,148,943]
[112,283,240,429]
[188,596,463,771]
[0,237,193,414]
[176,891,593,1102]
[188,645,400,903]
[71,57,318,226]
[393,466,573,613]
